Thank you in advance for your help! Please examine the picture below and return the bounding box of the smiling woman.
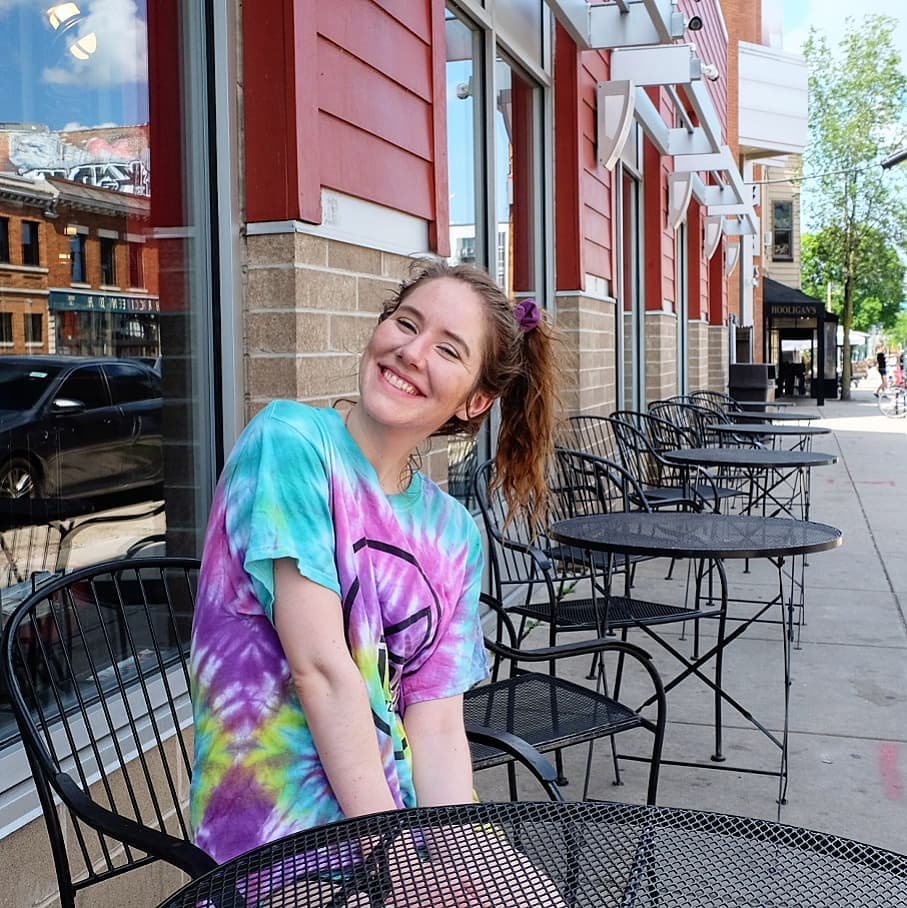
[188,260,563,865]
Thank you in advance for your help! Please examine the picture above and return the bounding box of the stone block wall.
[556,292,616,416]
[688,319,710,391]
[708,323,729,391]
[644,310,678,404]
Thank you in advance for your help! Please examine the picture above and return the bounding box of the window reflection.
[495,55,537,298]
[0,1,214,749]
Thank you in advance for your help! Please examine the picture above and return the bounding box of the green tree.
[802,227,906,332]
[886,309,907,350]
[802,15,907,398]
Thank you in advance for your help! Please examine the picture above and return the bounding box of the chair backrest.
[690,389,742,412]
[553,447,651,520]
[649,399,722,446]
[0,556,215,907]
[563,415,619,462]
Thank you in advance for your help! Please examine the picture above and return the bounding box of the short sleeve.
[229,406,342,621]
[401,519,489,707]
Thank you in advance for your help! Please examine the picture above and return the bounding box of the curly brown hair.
[378,260,563,528]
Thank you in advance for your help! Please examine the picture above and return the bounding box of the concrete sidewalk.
[473,389,907,852]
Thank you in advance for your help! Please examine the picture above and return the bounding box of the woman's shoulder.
[246,400,344,445]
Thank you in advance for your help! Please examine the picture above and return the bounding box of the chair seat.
[507,593,720,631]
[465,672,642,770]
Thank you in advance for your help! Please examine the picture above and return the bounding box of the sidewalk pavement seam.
[830,415,907,636]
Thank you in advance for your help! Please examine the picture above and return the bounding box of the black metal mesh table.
[728,409,819,423]
[548,514,842,806]
[663,448,836,520]
[708,422,831,452]
[158,801,907,907]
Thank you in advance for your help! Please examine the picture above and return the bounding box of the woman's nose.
[398,335,428,366]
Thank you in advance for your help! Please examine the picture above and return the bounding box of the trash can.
[728,363,776,404]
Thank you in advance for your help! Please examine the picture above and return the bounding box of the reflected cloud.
[41,0,148,87]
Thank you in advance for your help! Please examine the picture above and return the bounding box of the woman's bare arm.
[273,557,398,818]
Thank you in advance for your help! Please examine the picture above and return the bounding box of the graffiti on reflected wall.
[0,125,149,196]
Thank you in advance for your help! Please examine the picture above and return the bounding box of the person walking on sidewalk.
[875,346,889,397]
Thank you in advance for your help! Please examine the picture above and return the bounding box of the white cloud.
[41,0,148,87]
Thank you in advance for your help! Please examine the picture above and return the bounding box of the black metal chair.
[607,412,721,511]
[0,556,216,908]
[465,593,666,804]
[563,414,620,461]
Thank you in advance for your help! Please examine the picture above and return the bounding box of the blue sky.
[0,0,148,131]
[778,0,907,69]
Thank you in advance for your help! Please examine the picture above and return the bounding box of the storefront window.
[0,0,219,767]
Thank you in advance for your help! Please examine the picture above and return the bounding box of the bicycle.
[878,385,907,418]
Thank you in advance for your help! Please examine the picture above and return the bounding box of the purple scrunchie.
[514,298,541,333]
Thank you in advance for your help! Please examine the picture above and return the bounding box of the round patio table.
[548,513,842,805]
[157,800,906,907]
[728,409,819,422]
[663,447,836,520]
[708,422,831,451]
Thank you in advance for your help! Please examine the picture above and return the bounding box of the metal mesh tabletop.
[158,801,907,907]
[728,410,819,422]
[548,513,842,559]
[708,422,831,437]
[663,447,837,469]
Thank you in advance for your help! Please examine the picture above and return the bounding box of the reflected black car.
[0,356,162,500]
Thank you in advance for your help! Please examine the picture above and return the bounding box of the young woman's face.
[358,277,494,438]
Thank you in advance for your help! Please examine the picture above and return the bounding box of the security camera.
[456,81,472,100]
[687,15,703,31]
[700,62,720,82]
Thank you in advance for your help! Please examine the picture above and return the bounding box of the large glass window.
[443,5,547,508]
[0,1,220,785]
[0,219,9,262]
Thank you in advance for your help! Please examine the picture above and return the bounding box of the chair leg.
[554,748,569,787]
[507,761,518,801]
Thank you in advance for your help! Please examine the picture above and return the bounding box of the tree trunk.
[841,273,854,401]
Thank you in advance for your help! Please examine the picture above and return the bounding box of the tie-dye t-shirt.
[189,401,489,863]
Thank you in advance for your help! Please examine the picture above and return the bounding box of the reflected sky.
[0,0,148,130]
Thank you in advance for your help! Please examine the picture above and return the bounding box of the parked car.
[0,355,162,501]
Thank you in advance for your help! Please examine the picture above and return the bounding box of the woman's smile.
[380,366,423,397]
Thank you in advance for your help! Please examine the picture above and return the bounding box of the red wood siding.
[554,23,582,290]
[554,25,619,292]
[243,0,443,236]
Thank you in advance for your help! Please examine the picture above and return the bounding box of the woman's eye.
[396,317,417,332]
[440,345,461,360]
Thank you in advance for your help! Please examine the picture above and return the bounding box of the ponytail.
[492,313,563,530]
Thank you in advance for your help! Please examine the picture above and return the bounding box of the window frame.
[0,217,9,263]
[21,220,40,267]
[70,233,88,283]
[24,312,43,346]
[0,311,13,345]
[100,236,118,286]
[772,199,794,262]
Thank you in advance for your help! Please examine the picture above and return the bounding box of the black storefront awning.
[763,278,838,405]
[763,277,824,318]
